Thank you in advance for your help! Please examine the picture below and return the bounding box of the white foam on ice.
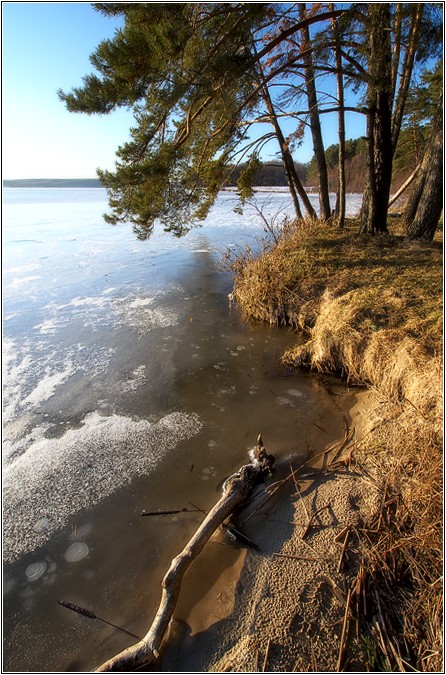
[41,288,179,335]
[118,365,148,393]
[2,338,116,422]
[3,410,202,562]
[9,275,42,288]
[21,365,75,408]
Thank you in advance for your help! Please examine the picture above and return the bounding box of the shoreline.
[96,215,442,672]
[151,385,383,672]
[206,218,442,672]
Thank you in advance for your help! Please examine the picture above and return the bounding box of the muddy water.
[3,189,362,672]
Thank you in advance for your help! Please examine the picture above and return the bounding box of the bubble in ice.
[201,466,217,481]
[64,542,89,563]
[287,388,305,399]
[25,561,47,582]
[33,517,51,533]
[276,396,295,407]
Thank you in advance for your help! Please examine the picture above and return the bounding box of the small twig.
[312,422,327,433]
[58,600,141,640]
[140,508,203,517]
[403,395,429,421]
[336,588,352,671]
[189,501,207,515]
[377,480,388,529]
[292,656,303,672]
[326,429,355,470]
[334,525,350,543]
[290,463,311,521]
[353,565,365,638]
[373,619,391,670]
[337,526,351,574]
[374,589,407,671]
[272,552,328,562]
[262,637,272,672]
[302,503,331,539]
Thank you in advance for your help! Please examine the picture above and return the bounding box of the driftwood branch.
[95,443,274,672]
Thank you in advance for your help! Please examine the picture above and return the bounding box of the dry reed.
[224,217,443,671]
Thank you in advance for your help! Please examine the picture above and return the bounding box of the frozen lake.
[3,187,362,671]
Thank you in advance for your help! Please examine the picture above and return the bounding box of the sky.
[2,2,366,179]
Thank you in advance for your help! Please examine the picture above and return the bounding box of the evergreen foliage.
[59,3,443,239]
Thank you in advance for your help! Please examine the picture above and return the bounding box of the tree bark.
[253,41,316,220]
[404,105,443,241]
[298,3,332,221]
[95,447,274,672]
[359,4,393,235]
[261,90,317,220]
[330,5,346,228]
[391,4,424,155]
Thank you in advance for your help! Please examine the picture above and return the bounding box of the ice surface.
[3,410,202,562]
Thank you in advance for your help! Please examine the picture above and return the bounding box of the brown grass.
[224,218,443,671]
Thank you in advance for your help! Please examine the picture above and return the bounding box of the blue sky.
[2,2,366,179]
[2,2,131,178]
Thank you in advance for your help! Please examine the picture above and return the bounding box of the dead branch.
[95,445,274,672]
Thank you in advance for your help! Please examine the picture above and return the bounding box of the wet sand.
[102,386,380,673]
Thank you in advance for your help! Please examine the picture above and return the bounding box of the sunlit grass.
[224,217,443,671]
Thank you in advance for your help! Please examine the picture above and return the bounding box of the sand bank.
[156,388,384,672]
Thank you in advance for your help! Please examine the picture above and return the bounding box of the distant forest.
[3,139,418,194]
[3,178,103,188]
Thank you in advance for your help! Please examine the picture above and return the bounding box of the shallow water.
[3,188,362,672]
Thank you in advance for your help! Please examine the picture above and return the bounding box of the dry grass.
[224,218,443,671]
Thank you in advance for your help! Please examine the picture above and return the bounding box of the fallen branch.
[95,443,274,672]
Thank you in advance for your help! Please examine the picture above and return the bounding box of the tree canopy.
[59,3,443,239]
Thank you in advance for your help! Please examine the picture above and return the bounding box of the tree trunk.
[359,4,393,235]
[253,40,316,220]
[298,3,331,221]
[390,3,402,101]
[330,5,346,228]
[404,105,443,241]
[261,91,316,220]
[95,446,274,672]
[391,4,424,155]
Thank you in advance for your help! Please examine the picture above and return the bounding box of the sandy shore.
[155,388,383,672]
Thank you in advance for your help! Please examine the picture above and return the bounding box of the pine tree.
[59,3,344,235]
